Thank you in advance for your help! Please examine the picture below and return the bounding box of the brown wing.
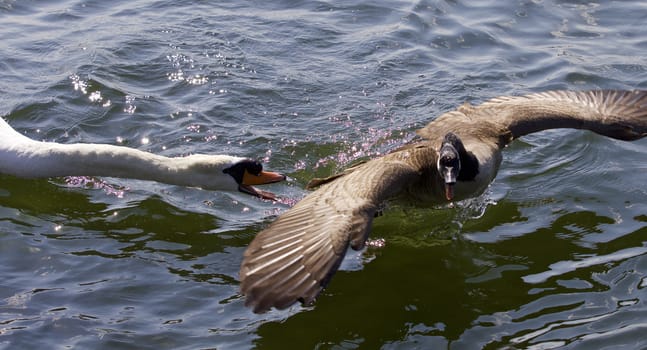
[418,90,647,146]
[480,90,647,141]
[240,158,420,313]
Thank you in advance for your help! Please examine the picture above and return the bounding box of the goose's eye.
[441,156,456,167]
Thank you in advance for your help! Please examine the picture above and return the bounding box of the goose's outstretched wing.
[418,90,647,145]
[240,157,420,313]
[240,90,647,313]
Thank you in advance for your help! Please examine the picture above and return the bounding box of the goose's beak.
[239,170,286,200]
[442,167,458,201]
[444,182,455,201]
[443,171,457,201]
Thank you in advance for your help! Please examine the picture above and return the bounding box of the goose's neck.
[457,148,479,181]
[443,135,479,181]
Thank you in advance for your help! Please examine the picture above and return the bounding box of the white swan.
[0,118,285,199]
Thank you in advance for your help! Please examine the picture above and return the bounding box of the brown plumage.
[240,90,647,313]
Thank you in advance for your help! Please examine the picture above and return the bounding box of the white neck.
[0,118,243,190]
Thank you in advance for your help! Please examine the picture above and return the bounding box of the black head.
[437,133,463,201]
[223,159,263,183]
[223,159,286,199]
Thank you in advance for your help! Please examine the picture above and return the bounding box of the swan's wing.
[418,90,647,146]
[240,158,420,313]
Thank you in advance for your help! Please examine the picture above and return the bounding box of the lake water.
[1,0,647,349]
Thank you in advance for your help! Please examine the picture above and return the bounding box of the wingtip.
[239,262,311,313]
[240,255,328,313]
[241,284,313,314]
[243,291,273,314]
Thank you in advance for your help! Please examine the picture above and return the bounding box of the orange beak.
[242,170,286,186]
[238,170,286,200]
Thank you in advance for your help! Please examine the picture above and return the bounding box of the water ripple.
[1,0,647,349]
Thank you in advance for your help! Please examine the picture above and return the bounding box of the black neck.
[458,149,479,181]
[441,133,480,181]
[450,137,479,181]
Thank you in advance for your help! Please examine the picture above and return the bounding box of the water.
[1,0,647,349]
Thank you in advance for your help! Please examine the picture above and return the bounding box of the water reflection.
[249,195,646,349]
[2,0,647,348]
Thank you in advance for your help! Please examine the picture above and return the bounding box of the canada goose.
[240,90,647,313]
[0,118,285,199]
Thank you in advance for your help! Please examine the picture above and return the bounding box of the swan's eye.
[245,161,263,176]
[223,159,263,180]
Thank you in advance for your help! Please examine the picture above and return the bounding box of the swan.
[0,118,285,199]
[239,90,647,313]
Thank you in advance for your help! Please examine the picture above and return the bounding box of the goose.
[240,90,647,313]
[0,118,285,199]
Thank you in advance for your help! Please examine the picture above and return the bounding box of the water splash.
[69,74,112,107]
[64,176,128,198]
[69,74,88,94]
[307,114,416,173]
[124,95,137,114]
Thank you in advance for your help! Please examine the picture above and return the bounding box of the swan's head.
[222,159,286,200]
[437,132,462,201]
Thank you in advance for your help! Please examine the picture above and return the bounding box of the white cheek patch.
[444,167,457,183]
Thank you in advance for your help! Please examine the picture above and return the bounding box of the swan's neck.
[0,136,240,190]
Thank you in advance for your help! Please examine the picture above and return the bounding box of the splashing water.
[64,176,128,198]
[307,113,418,173]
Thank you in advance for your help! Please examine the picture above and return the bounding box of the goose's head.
[222,159,286,200]
[437,132,463,201]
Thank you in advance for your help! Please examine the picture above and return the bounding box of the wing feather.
[477,90,647,140]
[417,90,647,146]
[240,159,419,313]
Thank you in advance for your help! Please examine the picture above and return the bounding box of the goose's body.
[240,90,647,313]
[0,118,285,198]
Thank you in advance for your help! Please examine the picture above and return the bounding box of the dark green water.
[1,1,647,349]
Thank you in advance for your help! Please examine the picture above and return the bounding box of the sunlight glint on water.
[0,0,646,349]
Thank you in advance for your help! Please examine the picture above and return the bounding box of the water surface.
[1,0,647,349]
